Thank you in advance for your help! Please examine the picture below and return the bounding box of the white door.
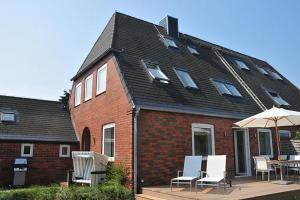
[234,129,251,176]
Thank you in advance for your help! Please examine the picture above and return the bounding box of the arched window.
[82,127,91,151]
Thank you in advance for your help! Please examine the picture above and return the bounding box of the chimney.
[159,16,179,38]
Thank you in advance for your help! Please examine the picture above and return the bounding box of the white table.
[267,160,300,185]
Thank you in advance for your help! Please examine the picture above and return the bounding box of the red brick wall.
[69,55,133,181]
[0,142,78,186]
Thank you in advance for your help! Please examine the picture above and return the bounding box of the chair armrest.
[201,171,206,178]
[91,171,106,175]
[177,170,183,177]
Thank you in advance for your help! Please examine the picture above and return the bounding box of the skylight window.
[270,71,283,80]
[175,68,198,89]
[212,80,242,97]
[142,60,169,83]
[257,66,269,76]
[163,37,178,48]
[267,91,290,106]
[187,46,199,55]
[234,59,250,70]
[1,112,15,122]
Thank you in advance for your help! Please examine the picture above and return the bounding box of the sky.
[0,0,300,101]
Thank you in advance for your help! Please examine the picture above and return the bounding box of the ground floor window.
[21,143,33,157]
[103,123,115,161]
[257,129,273,157]
[59,144,70,157]
[192,123,215,159]
[279,130,291,140]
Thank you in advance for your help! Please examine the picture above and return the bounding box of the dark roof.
[0,95,78,142]
[73,12,300,118]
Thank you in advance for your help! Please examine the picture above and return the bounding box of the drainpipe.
[133,107,141,194]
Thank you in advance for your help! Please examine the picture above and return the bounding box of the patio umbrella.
[234,106,300,159]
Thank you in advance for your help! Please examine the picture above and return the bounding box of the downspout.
[133,107,141,194]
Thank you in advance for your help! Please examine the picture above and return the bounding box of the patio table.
[267,160,300,185]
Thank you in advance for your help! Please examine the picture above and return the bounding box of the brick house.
[0,95,79,186]
[69,12,300,191]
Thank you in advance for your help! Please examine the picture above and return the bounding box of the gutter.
[133,107,140,194]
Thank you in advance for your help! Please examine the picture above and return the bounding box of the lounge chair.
[170,156,202,191]
[71,151,108,186]
[195,155,226,191]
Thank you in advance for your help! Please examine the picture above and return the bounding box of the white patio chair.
[287,155,300,179]
[170,156,202,192]
[253,156,273,181]
[195,155,226,191]
[71,151,108,186]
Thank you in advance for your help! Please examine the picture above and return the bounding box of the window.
[257,129,273,158]
[212,80,242,97]
[267,91,290,106]
[270,71,283,80]
[142,60,169,83]
[187,46,199,55]
[257,66,269,76]
[192,124,215,159]
[174,68,198,89]
[97,64,107,94]
[84,75,93,101]
[163,37,178,48]
[103,123,115,161]
[59,144,70,157]
[21,144,33,157]
[234,59,250,70]
[74,83,82,106]
[279,130,291,140]
[1,112,15,122]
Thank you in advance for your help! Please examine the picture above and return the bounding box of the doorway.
[234,129,251,176]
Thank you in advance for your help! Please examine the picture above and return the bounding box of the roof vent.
[159,16,179,38]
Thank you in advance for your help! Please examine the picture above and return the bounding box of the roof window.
[257,66,269,76]
[163,37,178,48]
[212,80,242,97]
[187,46,199,55]
[267,91,290,106]
[1,112,15,122]
[270,71,283,81]
[142,60,169,83]
[174,68,198,89]
[234,59,250,70]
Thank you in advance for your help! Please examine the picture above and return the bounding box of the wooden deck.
[137,177,300,200]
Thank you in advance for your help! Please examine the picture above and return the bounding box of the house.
[69,12,300,192]
[0,95,79,186]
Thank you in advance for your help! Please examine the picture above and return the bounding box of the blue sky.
[0,0,299,100]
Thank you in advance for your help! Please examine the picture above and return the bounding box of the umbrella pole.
[275,120,281,160]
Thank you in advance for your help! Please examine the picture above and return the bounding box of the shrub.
[293,131,300,140]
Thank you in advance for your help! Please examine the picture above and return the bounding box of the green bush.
[0,164,134,200]
[293,131,300,140]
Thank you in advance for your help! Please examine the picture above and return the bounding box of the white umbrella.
[235,106,300,159]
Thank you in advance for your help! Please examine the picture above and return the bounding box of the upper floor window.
[84,75,93,101]
[234,59,250,70]
[163,37,178,48]
[174,68,198,89]
[257,66,269,76]
[1,112,15,122]
[212,80,242,97]
[187,46,199,55]
[97,64,107,95]
[74,83,82,106]
[270,71,283,81]
[103,123,115,161]
[267,91,290,107]
[142,60,169,83]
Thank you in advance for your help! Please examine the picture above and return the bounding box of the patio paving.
[137,177,300,200]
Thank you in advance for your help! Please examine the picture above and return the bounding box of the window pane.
[235,60,249,70]
[214,81,231,95]
[1,113,15,121]
[146,63,168,81]
[271,72,282,80]
[62,147,68,155]
[75,84,81,106]
[97,65,107,93]
[257,66,269,75]
[187,46,199,55]
[85,76,92,100]
[226,84,242,97]
[176,69,198,88]
[24,146,31,155]
[165,38,177,48]
[280,131,291,140]
[259,132,271,155]
[269,92,290,106]
[194,128,212,156]
[104,127,115,158]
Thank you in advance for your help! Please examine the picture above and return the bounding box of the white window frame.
[1,112,15,122]
[102,123,115,161]
[74,82,82,106]
[279,130,291,139]
[174,68,198,89]
[96,64,107,95]
[84,74,93,101]
[21,143,33,157]
[257,129,273,158]
[59,144,70,158]
[234,59,250,70]
[192,123,215,160]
